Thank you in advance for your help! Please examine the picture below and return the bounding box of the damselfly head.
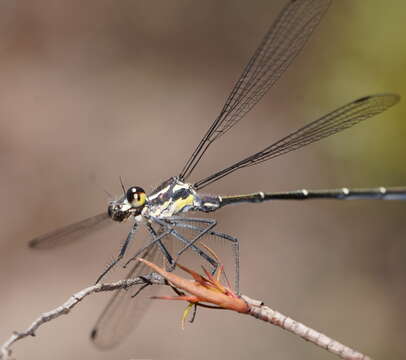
[107,186,147,222]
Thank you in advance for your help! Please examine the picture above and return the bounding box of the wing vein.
[194,94,400,189]
[179,0,331,180]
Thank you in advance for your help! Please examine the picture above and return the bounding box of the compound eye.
[126,186,146,207]
[126,187,137,203]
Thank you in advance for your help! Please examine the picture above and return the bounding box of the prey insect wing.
[90,241,161,349]
[180,0,331,181]
[28,213,110,249]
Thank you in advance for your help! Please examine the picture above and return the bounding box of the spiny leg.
[121,218,222,285]
[95,223,138,284]
[170,219,240,294]
[123,224,172,268]
[173,217,217,257]
[169,229,218,270]
[189,304,198,324]
[144,222,175,269]
[152,217,219,271]
[130,282,150,299]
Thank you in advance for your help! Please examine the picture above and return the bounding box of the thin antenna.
[119,176,126,195]
[103,188,113,200]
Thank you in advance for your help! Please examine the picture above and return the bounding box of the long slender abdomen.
[218,187,406,207]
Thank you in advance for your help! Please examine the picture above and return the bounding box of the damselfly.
[28,0,406,349]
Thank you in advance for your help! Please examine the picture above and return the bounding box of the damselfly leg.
[124,219,219,271]
[144,222,175,269]
[95,223,139,284]
[90,243,162,349]
[153,217,240,292]
[168,218,240,293]
[151,218,219,269]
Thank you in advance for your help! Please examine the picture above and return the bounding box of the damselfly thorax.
[143,177,220,219]
[108,177,221,222]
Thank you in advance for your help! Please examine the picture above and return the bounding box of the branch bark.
[0,269,372,360]
[0,274,166,360]
[242,295,371,360]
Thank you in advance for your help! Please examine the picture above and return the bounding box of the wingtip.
[392,93,401,103]
[381,93,401,106]
[355,93,401,106]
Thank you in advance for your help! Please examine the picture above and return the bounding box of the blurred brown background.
[0,1,405,359]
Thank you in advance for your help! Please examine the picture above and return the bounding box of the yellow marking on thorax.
[173,194,195,212]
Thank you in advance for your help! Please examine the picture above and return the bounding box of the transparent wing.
[28,212,111,249]
[194,94,400,189]
[179,0,331,180]
[90,241,162,349]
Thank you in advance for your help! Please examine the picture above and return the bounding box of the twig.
[242,295,371,360]
[0,273,166,360]
[143,258,373,360]
[0,261,373,360]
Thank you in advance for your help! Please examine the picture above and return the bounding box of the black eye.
[126,186,145,204]
[126,187,137,203]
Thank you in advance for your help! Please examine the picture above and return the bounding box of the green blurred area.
[313,1,406,185]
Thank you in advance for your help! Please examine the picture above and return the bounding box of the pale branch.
[1,273,372,360]
[142,257,373,360]
[242,295,371,360]
[0,273,166,360]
